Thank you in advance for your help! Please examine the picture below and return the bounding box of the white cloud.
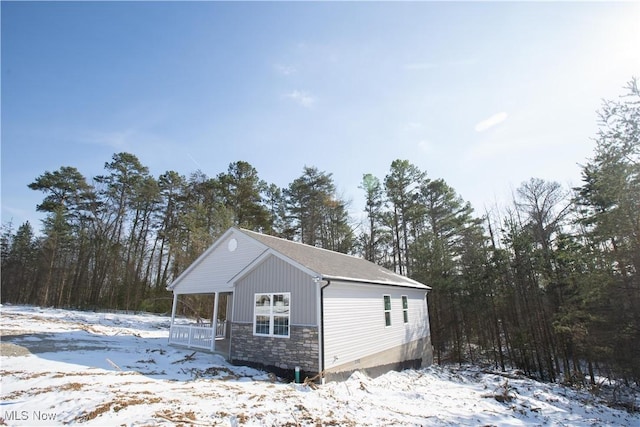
[474,112,508,132]
[274,64,296,76]
[284,90,316,108]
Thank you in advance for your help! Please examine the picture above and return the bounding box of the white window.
[254,292,290,337]
[383,295,392,327]
[402,295,409,323]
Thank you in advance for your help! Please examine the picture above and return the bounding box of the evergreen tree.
[575,78,640,382]
[384,160,425,275]
[180,170,233,265]
[358,173,387,263]
[411,177,482,364]
[264,183,288,238]
[217,161,271,231]
[27,166,95,307]
[0,222,39,304]
[285,166,353,252]
[154,170,187,291]
[92,152,154,308]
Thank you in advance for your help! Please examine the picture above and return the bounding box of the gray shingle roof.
[239,228,430,289]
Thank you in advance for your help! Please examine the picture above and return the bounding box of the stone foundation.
[230,322,319,376]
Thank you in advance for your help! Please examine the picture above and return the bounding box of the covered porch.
[168,291,233,356]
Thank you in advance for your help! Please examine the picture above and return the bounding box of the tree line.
[2,79,638,385]
[1,158,352,311]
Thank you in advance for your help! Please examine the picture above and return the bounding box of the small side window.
[402,295,409,323]
[383,295,391,327]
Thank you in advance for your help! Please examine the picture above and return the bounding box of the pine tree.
[217,161,271,231]
[358,173,387,263]
[0,222,39,304]
[575,78,640,382]
[285,166,353,252]
[384,160,425,275]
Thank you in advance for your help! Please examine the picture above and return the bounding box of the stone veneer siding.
[230,322,319,373]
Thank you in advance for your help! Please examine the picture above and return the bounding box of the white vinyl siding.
[171,232,263,294]
[323,282,430,369]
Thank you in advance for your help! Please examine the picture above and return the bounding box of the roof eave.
[321,275,431,290]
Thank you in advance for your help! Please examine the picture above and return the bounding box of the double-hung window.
[254,292,290,337]
[402,295,409,323]
[383,295,392,327]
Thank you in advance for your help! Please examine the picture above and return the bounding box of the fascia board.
[322,275,431,290]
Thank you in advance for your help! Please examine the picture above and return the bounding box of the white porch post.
[211,291,219,351]
[169,293,178,343]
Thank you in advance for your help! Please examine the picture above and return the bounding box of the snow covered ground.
[1,305,638,426]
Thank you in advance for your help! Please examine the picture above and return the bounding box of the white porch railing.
[215,319,227,338]
[168,320,227,351]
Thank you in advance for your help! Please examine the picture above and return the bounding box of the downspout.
[319,279,331,384]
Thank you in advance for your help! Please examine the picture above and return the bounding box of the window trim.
[401,295,409,324]
[383,294,392,327]
[253,292,290,338]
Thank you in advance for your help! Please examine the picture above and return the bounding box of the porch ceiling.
[173,287,233,295]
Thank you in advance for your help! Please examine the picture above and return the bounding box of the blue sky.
[2,1,639,231]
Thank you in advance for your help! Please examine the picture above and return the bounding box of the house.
[167,227,433,381]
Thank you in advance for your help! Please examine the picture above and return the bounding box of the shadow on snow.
[1,330,267,382]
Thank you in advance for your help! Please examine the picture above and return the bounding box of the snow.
[1,305,638,426]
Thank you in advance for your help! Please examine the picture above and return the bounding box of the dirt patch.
[75,396,162,422]
[1,381,85,401]
[155,408,198,425]
[0,342,32,357]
